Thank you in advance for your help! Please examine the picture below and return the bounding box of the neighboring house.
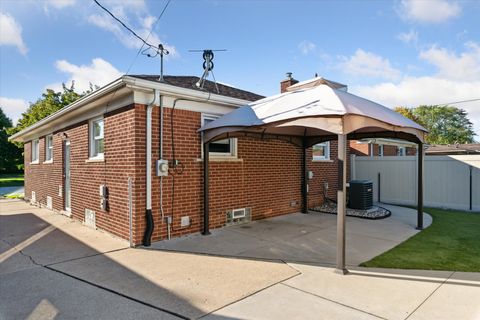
[11,74,345,245]
[349,138,417,157]
[425,144,480,155]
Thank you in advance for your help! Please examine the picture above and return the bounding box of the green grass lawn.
[0,173,24,188]
[361,207,480,272]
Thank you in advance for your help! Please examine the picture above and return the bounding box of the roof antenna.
[144,44,169,82]
[189,49,227,93]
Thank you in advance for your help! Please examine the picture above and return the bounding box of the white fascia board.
[123,76,253,107]
[9,77,127,143]
[356,138,418,148]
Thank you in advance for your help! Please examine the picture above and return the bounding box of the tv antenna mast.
[189,49,227,93]
[143,44,170,82]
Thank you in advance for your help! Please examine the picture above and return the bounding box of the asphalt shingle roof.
[130,75,265,102]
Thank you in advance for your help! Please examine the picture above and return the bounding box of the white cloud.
[351,42,480,137]
[0,97,29,126]
[87,1,177,57]
[46,58,123,93]
[298,41,316,55]
[43,0,76,10]
[353,77,480,137]
[0,12,28,55]
[419,42,480,81]
[398,0,461,23]
[397,29,418,45]
[339,49,402,81]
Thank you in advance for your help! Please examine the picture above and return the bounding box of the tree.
[4,82,88,172]
[394,105,475,144]
[8,82,84,137]
[0,108,23,173]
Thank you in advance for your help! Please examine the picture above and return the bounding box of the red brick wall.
[24,102,343,245]
[24,104,140,241]
[349,141,417,157]
[135,105,342,243]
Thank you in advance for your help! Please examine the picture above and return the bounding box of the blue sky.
[1,0,479,138]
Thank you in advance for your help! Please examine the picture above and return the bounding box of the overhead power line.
[92,0,172,75]
[436,98,480,105]
[93,0,158,48]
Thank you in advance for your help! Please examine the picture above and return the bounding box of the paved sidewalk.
[1,199,479,319]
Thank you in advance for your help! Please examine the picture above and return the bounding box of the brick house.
[11,75,345,245]
[349,139,417,157]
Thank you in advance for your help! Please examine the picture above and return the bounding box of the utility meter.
[156,159,169,176]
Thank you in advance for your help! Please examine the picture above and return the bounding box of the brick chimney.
[280,72,299,93]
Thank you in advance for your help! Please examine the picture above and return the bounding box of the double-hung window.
[202,114,236,158]
[397,147,406,156]
[31,139,39,163]
[45,135,53,162]
[90,117,104,159]
[312,141,330,161]
[378,144,384,157]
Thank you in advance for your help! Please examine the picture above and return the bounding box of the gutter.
[9,77,125,142]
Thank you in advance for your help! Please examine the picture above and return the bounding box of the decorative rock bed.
[311,201,391,219]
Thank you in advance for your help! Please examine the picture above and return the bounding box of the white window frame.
[397,146,406,156]
[89,117,104,159]
[201,114,237,158]
[378,144,384,157]
[45,135,53,162]
[312,141,330,161]
[31,139,39,163]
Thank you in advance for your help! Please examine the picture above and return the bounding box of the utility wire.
[124,0,172,75]
[436,98,480,105]
[93,0,157,48]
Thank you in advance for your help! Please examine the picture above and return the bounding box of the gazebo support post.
[202,142,211,235]
[417,142,424,230]
[302,138,308,214]
[335,134,348,275]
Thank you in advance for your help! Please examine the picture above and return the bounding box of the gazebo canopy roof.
[200,81,427,147]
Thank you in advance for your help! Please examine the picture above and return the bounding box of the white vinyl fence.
[351,155,480,211]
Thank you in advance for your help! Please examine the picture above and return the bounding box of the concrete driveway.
[1,199,479,320]
[152,204,432,266]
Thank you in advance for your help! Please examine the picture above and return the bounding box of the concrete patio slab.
[0,266,180,320]
[202,282,380,320]
[49,248,299,319]
[0,200,129,270]
[408,272,480,320]
[152,204,432,266]
[283,263,454,320]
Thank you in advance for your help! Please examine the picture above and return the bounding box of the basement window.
[31,139,39,163]
[201,114,237,158]
[90,117,104,159]
[312,141,330,161]
[45,135,53,162]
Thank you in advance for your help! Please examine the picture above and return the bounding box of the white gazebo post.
[336,134,348,274]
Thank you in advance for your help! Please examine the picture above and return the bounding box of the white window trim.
[44,134,54,163]
[89,117,104,160]
[378,144,384,157]
[201,114,237,159]
[312,141,330,161]
[31,139,39,164]
[398,146,406,156]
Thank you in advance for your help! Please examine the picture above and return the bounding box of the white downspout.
[142,89,160,246]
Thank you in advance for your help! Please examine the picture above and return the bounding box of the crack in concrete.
[404,271,455,320]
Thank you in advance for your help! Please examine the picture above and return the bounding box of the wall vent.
[46,196,53,210]
[84,209,96,229]
[226,208,251,226]
[31,191,36,203]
